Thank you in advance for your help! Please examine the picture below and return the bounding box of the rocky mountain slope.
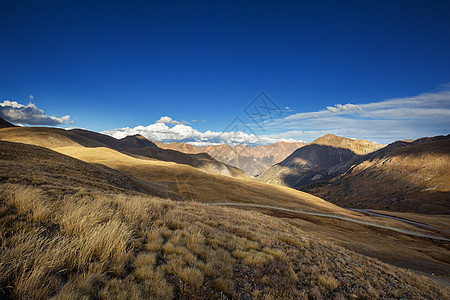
[156,141,306,176]
[311,135,450,214]
[257,134,384,187]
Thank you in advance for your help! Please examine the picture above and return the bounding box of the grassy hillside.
[0,127,249,179]
[1,184,448,299]
[0,141,171,198]
[53,144,450,281]
[54,145,349,214]
[1,140,449,298]
[0,127,106,149]
[125,147,249,179]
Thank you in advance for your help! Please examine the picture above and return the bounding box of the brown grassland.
[0,137,449,298]
[1,184,448,299]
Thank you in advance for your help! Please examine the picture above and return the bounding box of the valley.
[0,121,449,298]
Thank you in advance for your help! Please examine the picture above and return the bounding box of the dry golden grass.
[0,184,448,299]
[6,185,53,223]
[54,145,352,214]
[317,274,339,290]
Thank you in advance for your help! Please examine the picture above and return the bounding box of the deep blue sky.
[1,0,449,142]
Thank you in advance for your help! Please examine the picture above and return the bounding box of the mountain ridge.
[156,141,306,176]
[0,126,248,179]
[256,134,384,187]
[311,134,450,214]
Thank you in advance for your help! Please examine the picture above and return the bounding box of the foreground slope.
[257,134,384,187]
[0,126,248,179]
[0,143,448,298]
[157,141,306,176]
[0,141,170,198]
[0,142,449,299]
[312,135,450,214]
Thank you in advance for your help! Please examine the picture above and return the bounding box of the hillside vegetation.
[1,183,448,299]
[54,145,352,214]
[0,127,248,179]
[1,131,449,298]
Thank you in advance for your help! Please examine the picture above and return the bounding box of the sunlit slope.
[125,147,250,180]
[55,146,348,214]
[0,141,170,198]
[2,185,448,299]
[0,126,106,148]
[0,126,250,179]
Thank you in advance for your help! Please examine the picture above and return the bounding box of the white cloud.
[155,116,184,125]
[269,90,450,144]
[102,117,302,146]
[326,103,361,112]
[0,100,71,126]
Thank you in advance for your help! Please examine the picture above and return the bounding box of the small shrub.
[177,267,204,289]
[212,278,234,294]
[134,252,157,269]
[242,251,272,265]
[317,274,339,290]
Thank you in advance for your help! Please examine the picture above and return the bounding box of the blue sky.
[1,0,449,144]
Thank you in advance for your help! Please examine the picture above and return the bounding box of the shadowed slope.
[126,147,250,179]
[0,117,16,128]
[312,135,450,214]
[71,129,158,151]
[257,134,383,187]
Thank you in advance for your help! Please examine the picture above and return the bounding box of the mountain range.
[311,135,450,214]
[0,116,449,297]
[256,134,384,187]
[0,122,248,179]
[156,141,306,176]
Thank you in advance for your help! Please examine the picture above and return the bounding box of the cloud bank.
[271,90,450,143]
[102,117,301,146]
[102,89,450,145]
[0,100,71,126]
